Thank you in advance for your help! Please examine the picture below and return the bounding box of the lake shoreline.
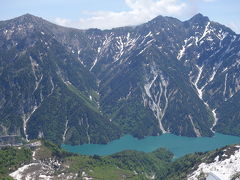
[62,133,240,159]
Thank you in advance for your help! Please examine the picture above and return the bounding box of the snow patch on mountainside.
[10,159,77,180]
[114,36,124,62]
[189,115,201,137]
[210,109,218,132]
[10,163,39,180]
[143,68,170,133]
[193,65,204,100]
[90,57,98,71]
[22,105,39,141]
[48,77,55,97]
[188,146,240,180]
[198,22,211,44]
[85,117,91,144]
[177,38,193,60]
[223,73,228,101]
[191,64,220,133]
[62,119,69,143]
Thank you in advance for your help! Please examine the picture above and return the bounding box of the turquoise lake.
[62,133,240,159]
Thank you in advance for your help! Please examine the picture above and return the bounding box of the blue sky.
[1,0,240,33]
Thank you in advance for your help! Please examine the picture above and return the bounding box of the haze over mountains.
[0,13,239,145]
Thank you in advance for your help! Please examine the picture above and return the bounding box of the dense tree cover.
[215,91,240,136]
[64,148,173,179]
[164,153,206,180]
[110,148,173,176]
[0,147,31,179]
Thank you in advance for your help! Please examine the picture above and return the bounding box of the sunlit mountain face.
[0,13,239,145]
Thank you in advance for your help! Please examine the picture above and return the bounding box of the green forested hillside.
[3,140,239,180]
[0,147,31,179]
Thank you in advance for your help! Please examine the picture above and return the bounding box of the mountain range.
[0,13,239,145]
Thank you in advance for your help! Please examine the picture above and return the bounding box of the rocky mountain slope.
[0,14,120,145]
[0,13,239,145]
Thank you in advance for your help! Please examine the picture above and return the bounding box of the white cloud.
[55,18,71,26]
[228,22,240,34]
[202,0,216,2]
[54,0,194,30]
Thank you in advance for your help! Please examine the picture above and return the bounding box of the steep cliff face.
[0,13,239,144]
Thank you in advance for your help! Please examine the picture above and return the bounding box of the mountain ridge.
[0,13,239,145]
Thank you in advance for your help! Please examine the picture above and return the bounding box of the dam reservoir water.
[62,133,240,158]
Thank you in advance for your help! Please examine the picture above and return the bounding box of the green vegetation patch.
[0,147,31,178]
